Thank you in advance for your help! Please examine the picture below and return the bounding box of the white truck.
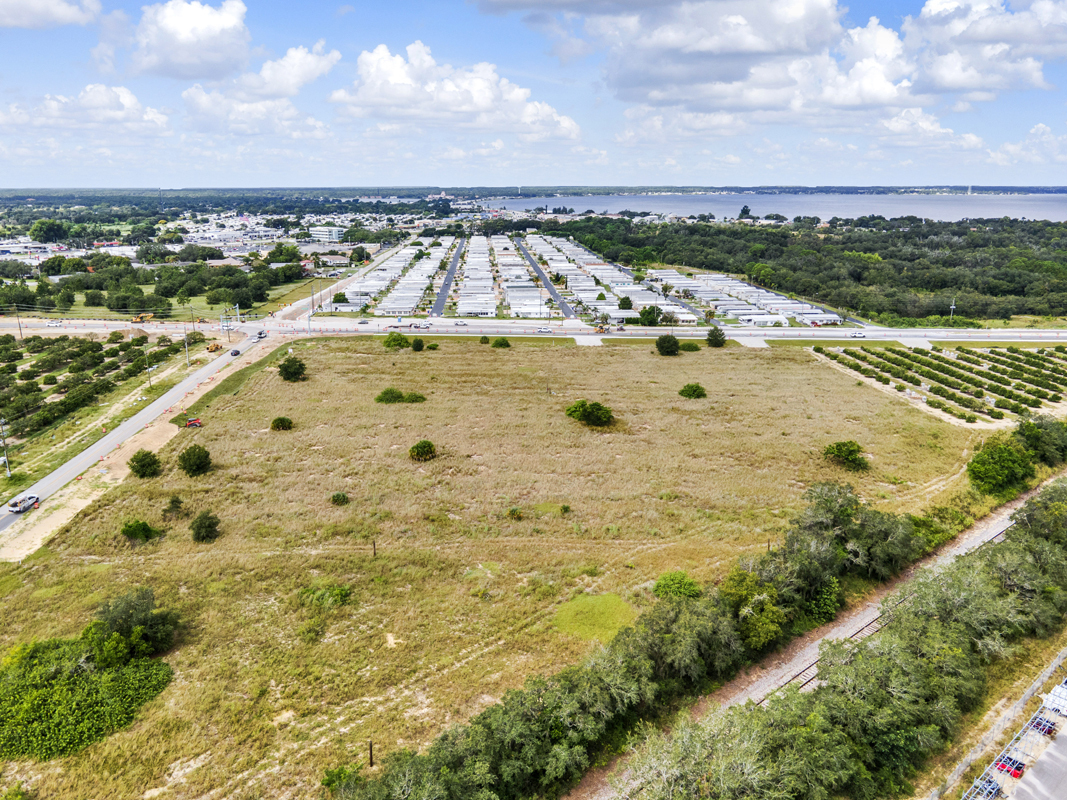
[7,494,39,513]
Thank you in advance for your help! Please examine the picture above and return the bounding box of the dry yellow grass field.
[0,338,980,798]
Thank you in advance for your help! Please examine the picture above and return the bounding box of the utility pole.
[182,324,190,366]
[950,296,957,322]
[13,305,22,340]
[0,418,10,478]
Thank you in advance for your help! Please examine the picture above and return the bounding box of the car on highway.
[358,319,369,325]
[230,349,240,356]
[536,327,552,333]
[994,756,1025,779]
[849,331,866,338]
[454,321,468,326]
[7,494,39,513]
[46,320,62,327]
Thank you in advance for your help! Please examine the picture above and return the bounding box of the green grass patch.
[554,593,637,642]
[169,342,296,425]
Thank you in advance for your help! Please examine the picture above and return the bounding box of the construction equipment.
[184,418,202,428]
[131,313,155,323]
[196,317,209,324]
[206,342,223,352]
[594,325,608,333]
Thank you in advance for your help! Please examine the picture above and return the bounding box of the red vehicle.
[1028,716,1058,736]
[995,756,1025,779]
[184,418,202,428]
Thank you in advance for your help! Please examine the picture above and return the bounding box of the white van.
[7,494,39,513]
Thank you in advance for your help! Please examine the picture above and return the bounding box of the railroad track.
[757,522,1014,704]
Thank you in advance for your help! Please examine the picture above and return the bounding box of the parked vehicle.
[1028,716,1058,736]
[7,494,39,513]
[207,343,223,352]
[994,756,1025,779]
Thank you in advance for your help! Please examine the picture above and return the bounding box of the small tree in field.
[565,399,614,427]
[707,327,727,348]
[279,356,307,382]
[190,510,221,543]
[409,440,437,461]
[271,416,293,431]
[178,444,212,477]
[411,338,425,352]
[656,334,680,356]
[679,383,707,399]
[128,448,162,478]
[383,332,411,349]
[823,440,869,471]
[491,337,511,348]
[653,570,702,599]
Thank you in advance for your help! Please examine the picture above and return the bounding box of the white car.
[454,321,468,327]
[7,494,39,513]
[46,320,62,327]
[849,331,866,338]
[536,327,552,333]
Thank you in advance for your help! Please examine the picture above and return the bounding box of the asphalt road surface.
[431,237,466,315]
[0,344,247,533]
[1011,732,1067,800]
[516,241,577,318]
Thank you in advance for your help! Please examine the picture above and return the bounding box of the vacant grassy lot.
[0,339,980,798]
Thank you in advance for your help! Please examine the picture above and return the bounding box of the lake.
[487,193,1067,222]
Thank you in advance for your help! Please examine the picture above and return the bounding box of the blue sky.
[0,0,1065,187]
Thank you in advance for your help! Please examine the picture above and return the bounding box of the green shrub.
[967,436,1035,494]
[426,343,439,350]
[127,448,162,478]
[678,383,707,399]
[507,507,523,520]
[178,444,212,477]
[0,784,32,800]
[107,330,124,343]
[707,326,728,347]
[411,338,425,352]
[162,495,184,519]
[678,341,700,352]
[491,337,511,348]
[409,440,437,461]
[271,416,293,431]
[121,520,161,542]
[653,570,702,599]
[479,335,490,344]
[42,374,57,385]
[323,764,364,794]
[299,583,353,609]
[331,492,349,506]
[565,399,614,427]
[190,510,221,542]
[383,332,411,349]
[655,334,680,356]
[376,387,405,403]
[823,440,869,471]
[403,392,426,403]
[278,356,307,382]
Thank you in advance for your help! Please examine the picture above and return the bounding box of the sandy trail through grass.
[0,339,982,799]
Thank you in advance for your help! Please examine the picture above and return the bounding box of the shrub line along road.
[431,237,466,316]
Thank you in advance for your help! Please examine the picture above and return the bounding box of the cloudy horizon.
[0,0,1065,187]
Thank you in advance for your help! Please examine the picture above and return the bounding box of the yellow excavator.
[131,313,154,323]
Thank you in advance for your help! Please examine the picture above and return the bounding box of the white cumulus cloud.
[880,107,982,149]
[132,0,250,79]
[329,40,580,140]
[988,123,1067,165]
[234,41,341,99]
[0,0,99,28]
[0,84,168,134]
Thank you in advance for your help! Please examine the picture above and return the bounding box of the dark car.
[995,756,1025,779]
[1028,716,1058,736]
[230,349,240,356]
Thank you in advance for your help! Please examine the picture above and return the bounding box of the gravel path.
[564,478,1058,800]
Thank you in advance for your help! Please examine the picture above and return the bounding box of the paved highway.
[431,237,466,316]
[0,341,254,532]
